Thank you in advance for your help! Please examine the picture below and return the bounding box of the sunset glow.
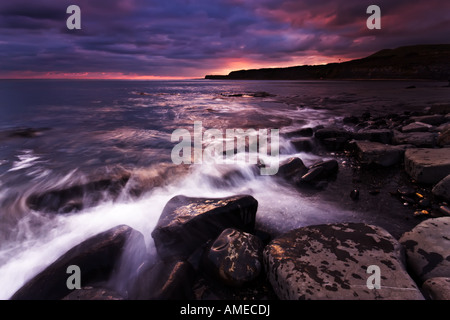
[0,0,448,79]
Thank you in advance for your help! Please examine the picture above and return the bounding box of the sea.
[0,79,448,299]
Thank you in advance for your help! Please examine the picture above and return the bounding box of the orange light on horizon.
[0,71,192,80]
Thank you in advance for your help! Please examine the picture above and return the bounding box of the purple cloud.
[0,0,448,78]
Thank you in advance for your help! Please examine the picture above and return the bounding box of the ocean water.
[0,79,448,299]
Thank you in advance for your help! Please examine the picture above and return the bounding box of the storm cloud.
[0,0,448,78]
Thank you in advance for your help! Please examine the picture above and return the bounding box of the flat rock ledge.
[399,217,450,283]
[263,223,424,300]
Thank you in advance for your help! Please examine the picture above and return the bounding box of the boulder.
[351,129,393,144]
[392,131,437,147]
[295,159,339,187]
[432,174,450,202]
[151,195,258,260]
[354,141,405,167]
[276,157,308,180]
[315,127,350,140]
[399,217,450,282]
[62,287,124,300]
[437,128,450,147]
[290,137,315,152]
[284,127,314,138]
[203,228,263,287]
[404,148,450,184]
[263,223,424,300]
[411,115,446,126]
[11,225,146,300]
[401,122,432,133]
[421,277,450,300]
[128,260,196,300]
[27,170,131,213]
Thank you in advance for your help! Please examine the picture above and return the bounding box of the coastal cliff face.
[206,44,450,80]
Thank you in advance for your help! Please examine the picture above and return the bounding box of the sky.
[0,0,449,79]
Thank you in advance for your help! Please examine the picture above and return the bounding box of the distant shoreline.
[205,44,450,81]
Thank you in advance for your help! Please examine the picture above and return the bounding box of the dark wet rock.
[11,225,146,300]
[295,160,338,187]
[402,122,433,133]
[411,115,446,126]
[399,217,450,282]
[351,129,393,144]
[276,157,308,180]
[310,159,339,173]
[437,128,450,147]
[290,137,315,152]
[62,286,124,300]
[439,206,450,216]
[264,223,424,300]
[203,228,263,287]
[354,141,405,167]
[319,137,349,151]
[250,91,275,98]
[128,260,195,300]
[422,277,450,300]
[429,104,450,115]
[27,170,131,213]
[392,130,437,147]
[284,127,314,138]
[315,127,350,140]
[343,115,359,124]
[350,189,360,200]
[432,174,450,202]
[405,148,450,184]
[151,195,258,260]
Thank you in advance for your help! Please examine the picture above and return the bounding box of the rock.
[276,157,308,180]
[399,217,450,282]
[392,131,437,147]
[319,137,349,151]
[284,127,314,138]
[264,223,424,300]
[350,189,360,200]
[354,141,405,167]
[422,277,450,300]
[290,137,315,152]
[310,159,339,176]
[351,129,393,144]
[128,260,196,300]
[203,228,263,287]
[343,115,359,124]
[315,127,350,140]
[432,174,450,202]
[27,170,131,213]
[62,287,124,300]
[295,160,338,187]
[151,195,258,260]
[11,225,146,300]
[440,206,450,216]
[411,115,446,126]
[437,128,450,147]
[429,104,450,115]
[402,122,432,133]
[404,148,450,184]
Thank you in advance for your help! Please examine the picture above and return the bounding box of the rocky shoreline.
[8,102,450,300]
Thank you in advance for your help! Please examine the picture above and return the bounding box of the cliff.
[205,44,450,81]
